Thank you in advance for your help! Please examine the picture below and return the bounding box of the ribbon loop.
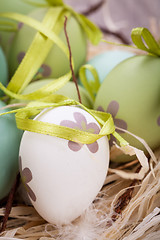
[79,64,100,101]
[131,27,160,56]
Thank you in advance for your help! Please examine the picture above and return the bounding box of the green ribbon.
[131,27,160,56]
[0,96,128,147]
[0,20,17,32]
[46,0,64,6]
[103,27,160,57]
[0,9,71,95]
[79,64,100,101]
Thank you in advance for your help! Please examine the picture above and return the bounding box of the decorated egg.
[0,100,22,200]
[85,50,134,84]
[0,0,41,54]
[0,47,8,95]
[94,55,160,161]
[10,80,93,108]
[8,7,87,79]
[19,105,109,225]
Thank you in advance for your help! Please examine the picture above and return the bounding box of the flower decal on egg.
[17,52,51,80]
[18,22,24,30]
[19,156,36,202]
[98,100,127,146]
[60,112,100,153]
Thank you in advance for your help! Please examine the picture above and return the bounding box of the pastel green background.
[94,55,160,161]
[8,7,87,79]
[0,100,22,200]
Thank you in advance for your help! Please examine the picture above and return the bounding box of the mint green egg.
[10,80,93,108]
[85,50,134,84]
[0,47,8,95]
[0,0,42,54]
[8,7,87,80]
[0,100,22,199]
[94,55,160,162]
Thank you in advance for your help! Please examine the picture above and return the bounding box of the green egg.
[0,0,41,54]
[10,80,93,109]
[0,47,8,95]
[0,100,22,200]
[8,7,87,80]
[94,55,160,162]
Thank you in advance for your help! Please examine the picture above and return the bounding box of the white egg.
[19,106,109,225]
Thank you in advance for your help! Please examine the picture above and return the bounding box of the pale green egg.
[0,100,22,199]
[94,55,160,162]
[8,7,87,80]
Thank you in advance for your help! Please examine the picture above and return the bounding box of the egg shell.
[0,47,8,96]
[0,100,22,199]
[8,7,87,79]
[0,0,41,54]
[94,55,160,161]
[19,105,109,225]
[10,80,93,108]
[83,50,134,85]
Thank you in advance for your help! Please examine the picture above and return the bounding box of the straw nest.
[0,147,159,240]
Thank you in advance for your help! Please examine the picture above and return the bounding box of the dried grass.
[0,148,159,240]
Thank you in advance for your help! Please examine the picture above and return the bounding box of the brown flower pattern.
[97,100,127,146]
[19,156,36,202]
[60,112,100,153]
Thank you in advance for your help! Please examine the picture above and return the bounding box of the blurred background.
[65,0,160,43]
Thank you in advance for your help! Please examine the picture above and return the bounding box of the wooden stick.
[64,16,82,104]
[0,173,20,233]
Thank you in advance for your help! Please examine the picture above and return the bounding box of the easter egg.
[0,47,8,95]
[0,0,42,54]
[94,55,160,161]
[0,100,22,200]
[19,105,109,225]
[85,50,134,84]
[8,7,87,79]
